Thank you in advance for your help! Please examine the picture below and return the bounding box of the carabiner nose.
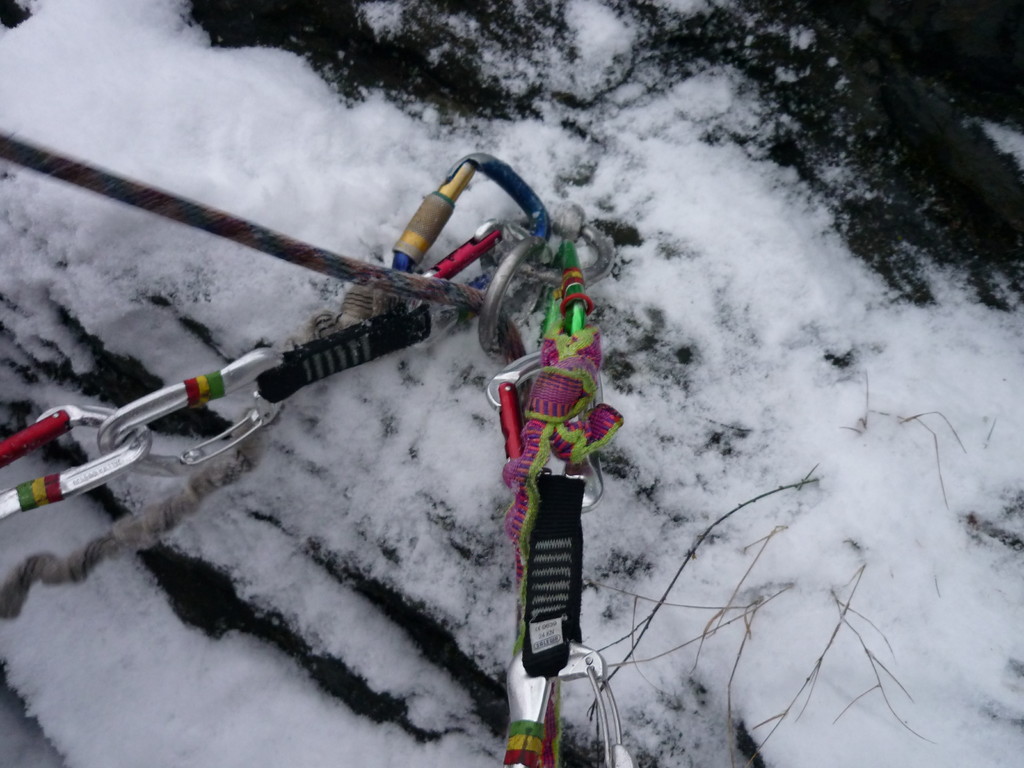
[0,406,152,521]
[96,348,282,476]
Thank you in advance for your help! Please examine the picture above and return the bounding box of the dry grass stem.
[842,375,966,509]
[898,411,966,510]
[605,586,792,669]
[606,468,819,682]
[745,564,929,766]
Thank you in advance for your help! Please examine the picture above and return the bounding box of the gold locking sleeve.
[392,162,476,265]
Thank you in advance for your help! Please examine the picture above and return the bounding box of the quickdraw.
[490,223,633,768]
[0,136,634,767]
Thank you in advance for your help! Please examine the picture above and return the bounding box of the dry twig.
[746,565,930,765]
[603,467,819,681]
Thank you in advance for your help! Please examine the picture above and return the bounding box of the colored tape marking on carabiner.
[504,720,545,768]
[556,246,592,336]
[15,474,63,512]
[183,371,226,408]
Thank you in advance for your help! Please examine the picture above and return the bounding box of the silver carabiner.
[486,351,606,511]
[0,405,152,521]
[503,644,636,768]
[477,235,551,359]
[507,649,555,729]
[516,207,615,287]
[96,348,283,476]
[558,644,635,768]
[503,651,555,768]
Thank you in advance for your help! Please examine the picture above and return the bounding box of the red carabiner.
[0,405,153,521]
[0,410,73,469]
[426,227,503,281]
[498,382,524,460]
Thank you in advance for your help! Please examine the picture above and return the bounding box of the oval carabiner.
[96,348,283,477]
[0,405,152,521]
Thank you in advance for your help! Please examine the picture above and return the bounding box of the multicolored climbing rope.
[0,133,486,313]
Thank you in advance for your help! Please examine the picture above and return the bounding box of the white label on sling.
[530,617,564,654]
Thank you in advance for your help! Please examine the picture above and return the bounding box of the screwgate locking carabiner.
[0,405,152,521]
[96,348,283,477]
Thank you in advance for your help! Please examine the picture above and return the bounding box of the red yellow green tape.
[15,473,63,511]
[183,371,226,407]
[504,720,544,767]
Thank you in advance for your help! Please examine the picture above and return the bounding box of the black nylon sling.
[522,473,585,679]
[257,305,431,403]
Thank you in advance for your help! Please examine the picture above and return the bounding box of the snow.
[982,120,1024,174]
[2,1,1024,767]
[562,0,637,98]
[358,2,406,38]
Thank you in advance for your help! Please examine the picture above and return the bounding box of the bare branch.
[606,469,819,680]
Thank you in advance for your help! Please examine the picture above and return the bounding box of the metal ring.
[477,235,548,359]
[477,222,615,358]
[513,223,615,288]
[580,223,615,284]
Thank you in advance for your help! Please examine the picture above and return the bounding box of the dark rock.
[691,0,1024,305]
[0,294,233,438]
[735,719,767,768]
[802,0,1024,298]
[305,539,509,734]
[188,0,564,117]
[861,0,1024,92]
[186,0,1024,305]
[139,546,440,740]
[0,0,29,28]
[880,67,1024,234]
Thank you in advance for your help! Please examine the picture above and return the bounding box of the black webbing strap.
[522,473,585,679]
[256,305,431,403]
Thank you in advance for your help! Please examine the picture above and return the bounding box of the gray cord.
[0,435,264,618]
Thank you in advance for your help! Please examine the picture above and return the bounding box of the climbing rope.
[0,200,501,608]
[0,138,541,609]
[0,133,489,315]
